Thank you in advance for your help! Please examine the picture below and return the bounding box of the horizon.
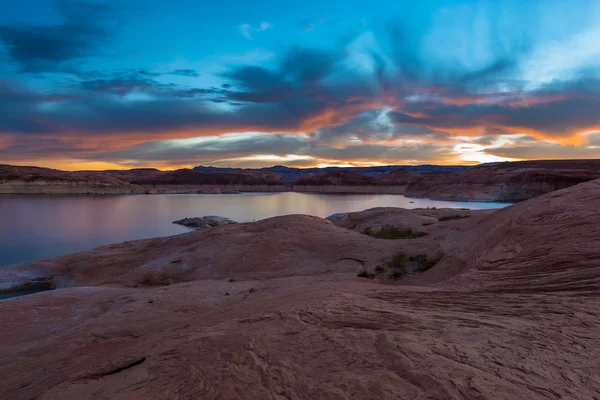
[1,0,600,170]
[5,161,479,172]
[7,158,595,173]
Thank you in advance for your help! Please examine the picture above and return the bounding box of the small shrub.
[409,254,428,265]
[138,274,154,285]
[137,272,173,286]
[357,269,375,279]
[387,251,407,268]
[375,265,385,273]
[438,215,470,222]
[419,260,437,272]
[364,225,427,240]
[390,269,405,279]
[422,222,433,226]
[363,226,373,235]
[386,251,408,279]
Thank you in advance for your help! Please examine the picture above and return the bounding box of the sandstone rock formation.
[130,169,284,186]
[4,160,600,200]
[290,169,419,194]
[405,159,600,202]
[2,179,600,399]
[326,207,488,232]
[0,165,146,194]
[173,216,238,229]
[293,170,377,186]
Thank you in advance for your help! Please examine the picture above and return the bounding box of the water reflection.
[0,193,510,266]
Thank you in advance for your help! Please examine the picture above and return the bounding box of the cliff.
[405,159,600,201]
[291,169,420,193]
[130,169,284,186]
[0,165,146,194]
[3,160,600,201]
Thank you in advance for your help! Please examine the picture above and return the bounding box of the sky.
[1,0,600,170]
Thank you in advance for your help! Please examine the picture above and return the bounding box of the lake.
[0,193,510,267]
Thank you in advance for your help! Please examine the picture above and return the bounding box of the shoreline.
[0,184,518,202]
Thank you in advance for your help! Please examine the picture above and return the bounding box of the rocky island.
[1,178,600,398]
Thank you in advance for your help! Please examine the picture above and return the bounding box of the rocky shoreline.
[2,179,600,398]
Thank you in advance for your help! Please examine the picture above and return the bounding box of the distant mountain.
[129,169,283,186]
[5,160,600,201]
[193,164,472,181]
[292,169,422,186]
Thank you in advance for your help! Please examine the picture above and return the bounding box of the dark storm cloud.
[74,68,210,97]
[0,45,372,138]
[4,45,376,136]
[485,143,600,160]
[167,69,201,78]
[0,81,74,134]
[0,0,118,72]
[0,136,84,160]
[391,94,600,137]
[79,77,162,97]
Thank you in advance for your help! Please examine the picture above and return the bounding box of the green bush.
[438,215,470,222]
[386,251,408,279]
[364,225,427,240]
[409,254,428,264]
[388,251,407,268]
[357,269,375,279]
[419,260,437,271]
[375,265,386,273]
[137,272,173,286]
[390,269,405,279]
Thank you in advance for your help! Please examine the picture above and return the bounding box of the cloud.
[0,0,118,72]
[391,85,600,140]
[81,133,309,164]
[70,68,207,98]
[302,18,327,32]
[78,131,455,167]
[485,142,600,160]
[167,69,201,78]
[240,22,272,40]
[3,25,600,145]
[2,5,600,169]
[311,110,451,147]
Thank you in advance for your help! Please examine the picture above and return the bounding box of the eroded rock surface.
[2,180,600,399]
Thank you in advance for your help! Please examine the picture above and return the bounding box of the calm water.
[0,193,510,267]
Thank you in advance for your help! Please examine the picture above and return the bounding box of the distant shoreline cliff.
[2,160,600,201]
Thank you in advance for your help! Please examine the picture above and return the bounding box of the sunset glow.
[1,0,600,170]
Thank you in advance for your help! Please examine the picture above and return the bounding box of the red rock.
[405,159,600,201]
[1,180,600,398]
